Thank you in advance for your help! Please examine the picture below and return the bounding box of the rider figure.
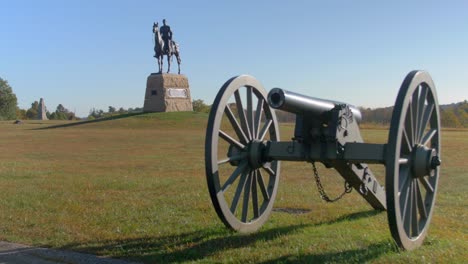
[160,19,172,54]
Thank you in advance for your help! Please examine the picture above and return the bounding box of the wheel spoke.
[234,90,252,140]
[241,172,252,222]
[246,86,255,139]
[403,109,414,146]
[398,166,411,195]
[219,130,245,150]
[411,181,419,237]
[225,105,249,144]
[419,176,434,193]
[416,180,428,219]
[230,171,249,214]
[402,127,412,154]
[252,170,259,218]
[218,154,244,166]
[257,170,270,201]
[262,163,276,177]
[416,86,428,143]
[418,102,435,143]
[421,128,437,147]
[258,119,273,141]
[402,179,413,235]
[221,161,248,192]
[399,157,409,165]
[254,99,264,139]
[412,88,420,143]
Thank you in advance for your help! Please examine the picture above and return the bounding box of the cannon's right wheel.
[386,71,441,250]
[205,75,280,233]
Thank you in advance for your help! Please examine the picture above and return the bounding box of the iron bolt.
[430,156,441,169]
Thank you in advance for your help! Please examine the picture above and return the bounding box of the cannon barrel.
[267,88,362,122]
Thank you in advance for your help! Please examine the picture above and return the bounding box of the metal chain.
[312,162,352,203]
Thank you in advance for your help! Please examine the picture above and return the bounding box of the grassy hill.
[0,112,466,263]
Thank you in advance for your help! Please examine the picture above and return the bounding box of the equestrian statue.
[153,19,181,74]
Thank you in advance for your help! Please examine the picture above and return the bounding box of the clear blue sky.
[1,0,467,117]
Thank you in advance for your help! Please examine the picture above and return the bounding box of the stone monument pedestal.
[143,73,193,112]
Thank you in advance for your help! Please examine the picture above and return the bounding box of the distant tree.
[455,101,468,127]
[16,107,27,120]
[49,112,57,120]
[118,107,126,114]
[57,111,69,120]
[88,108,104,119]
[441,109,461,127]
[48,104,76,120]
[192,99,210,113]
[108,106,116,113]
[26,101,39,119]
[56,104,69,113]
[0,77,18,120]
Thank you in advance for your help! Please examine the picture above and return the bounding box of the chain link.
[312,162,352,203]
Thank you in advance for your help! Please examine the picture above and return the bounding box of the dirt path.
[0,241,140,264]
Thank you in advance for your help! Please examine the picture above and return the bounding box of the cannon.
[205,71,441,250]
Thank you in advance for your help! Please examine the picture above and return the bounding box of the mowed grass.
[0,112,466,263]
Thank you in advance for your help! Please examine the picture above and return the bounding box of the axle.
[252,139,388,210]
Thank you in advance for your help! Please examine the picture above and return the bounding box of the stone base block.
[143,73,193,112]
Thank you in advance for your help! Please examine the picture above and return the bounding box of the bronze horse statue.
[153,22,181,74]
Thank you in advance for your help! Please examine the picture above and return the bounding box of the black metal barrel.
[267,88,362,122]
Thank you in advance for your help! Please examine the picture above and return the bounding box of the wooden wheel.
[205,75,280,233]
[386,71,441,250]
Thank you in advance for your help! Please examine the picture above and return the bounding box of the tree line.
[2,76,467,127]
[0,76,144,121]
[358,102,468,128]
[192,99,468,128]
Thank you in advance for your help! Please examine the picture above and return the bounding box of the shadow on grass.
[258,241,397,263]
[58,224,309,263]
[33,112,146,130]
[54,210,388,263]
[312,209,384,227]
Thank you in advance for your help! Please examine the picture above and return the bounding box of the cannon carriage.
[205,71,441,250]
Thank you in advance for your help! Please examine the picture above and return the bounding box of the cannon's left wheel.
[205,75,280,233]
[386,71,441,250]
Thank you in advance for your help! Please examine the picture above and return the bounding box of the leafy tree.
[441,109,461,127]
[88,108,104,119]
[108,106,116,113]
[26,101,39,119]
[56,104,69,113]
[0,77,18,120]
[192,99,210,113]
[48,104,76,120]
[16,107,27,120]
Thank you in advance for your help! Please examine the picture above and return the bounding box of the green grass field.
[0,112,466,263]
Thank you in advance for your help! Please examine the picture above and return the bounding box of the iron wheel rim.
[386,70,441,250]
[205,75,280,233]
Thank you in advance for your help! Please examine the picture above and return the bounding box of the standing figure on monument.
[153,20,181,74]
[160,19,172,54]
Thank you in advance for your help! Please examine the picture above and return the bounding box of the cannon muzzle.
[267,88,362,122]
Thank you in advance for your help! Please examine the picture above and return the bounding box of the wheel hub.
[226,140,266,169]
[247,140,266,169]
[411,144,440,178]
